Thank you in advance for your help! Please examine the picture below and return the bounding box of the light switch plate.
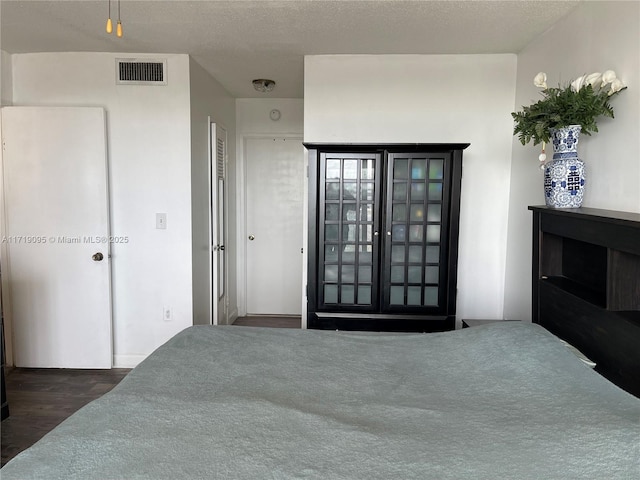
[156,213,167,229]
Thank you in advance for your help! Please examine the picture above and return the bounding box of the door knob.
[248,235,255,241]
[219,245,225,251]
[92,252,104,261]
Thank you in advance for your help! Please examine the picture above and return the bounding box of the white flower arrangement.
[570,70,626,95]
[511,69,627,147]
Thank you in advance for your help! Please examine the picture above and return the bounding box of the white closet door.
[2,106,112,368]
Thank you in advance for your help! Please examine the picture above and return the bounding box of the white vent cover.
[216,138,225,177]
[116,59,167,85]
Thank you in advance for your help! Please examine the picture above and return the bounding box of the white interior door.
[1,106,112,368]
[245,137,304,315]
[211,123,227,325]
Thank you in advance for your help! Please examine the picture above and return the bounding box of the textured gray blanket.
[2,322,639,479]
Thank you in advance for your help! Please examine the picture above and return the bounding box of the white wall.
[189,57,237,326]
[1,50,12,105]
[503,1,640,322]
[304,55,517,323]
[11,52,194,366]
[235,98,304,317]
[237,99,304,136]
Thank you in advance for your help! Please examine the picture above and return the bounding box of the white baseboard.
[113,354,147,369]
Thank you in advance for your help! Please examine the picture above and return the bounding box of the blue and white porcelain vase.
[544,124,585,208]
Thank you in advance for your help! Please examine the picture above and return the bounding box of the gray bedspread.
[2,322,639,479]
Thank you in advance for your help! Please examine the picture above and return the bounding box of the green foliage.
[512,84,624,146]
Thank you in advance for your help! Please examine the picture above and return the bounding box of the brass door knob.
[92,252,104,261]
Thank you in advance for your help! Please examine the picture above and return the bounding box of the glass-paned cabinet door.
[319,152,381,310]
[384,152,450,311]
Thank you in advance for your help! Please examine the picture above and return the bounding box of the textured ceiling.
[0,0,581,97]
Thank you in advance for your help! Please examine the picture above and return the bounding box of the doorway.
[244,137,304,317]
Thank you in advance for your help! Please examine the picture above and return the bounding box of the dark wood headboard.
[529,206,640,397]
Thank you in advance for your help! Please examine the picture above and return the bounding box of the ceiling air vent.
[116,59,167,85]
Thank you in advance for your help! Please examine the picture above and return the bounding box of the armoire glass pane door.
[384,153,450,310]
[318,152,381,309]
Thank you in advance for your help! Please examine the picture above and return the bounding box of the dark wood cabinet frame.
[530,206,640,397]
[306,143,469,332]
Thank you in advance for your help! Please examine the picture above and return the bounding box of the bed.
[2,322,639,479]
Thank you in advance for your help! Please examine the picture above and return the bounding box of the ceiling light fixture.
[252,79,276,93]
[106,0,113,33]
[116,0,123,38]
[106,0,123,38]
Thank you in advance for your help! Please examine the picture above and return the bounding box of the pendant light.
[116,0,123,38]
[106,0,123,38]
[106,0,113,33]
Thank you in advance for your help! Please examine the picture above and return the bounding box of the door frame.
[0,113,14,365]
[209,119,229,326]
[237,134,306,326]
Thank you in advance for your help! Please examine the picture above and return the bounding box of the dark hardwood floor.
[1,368,131,467]
[233,315,301,328]
[1,315,300,467]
